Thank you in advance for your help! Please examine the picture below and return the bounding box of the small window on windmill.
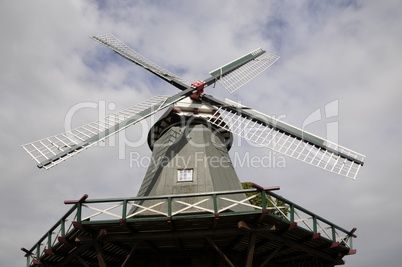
[177,169,193,182]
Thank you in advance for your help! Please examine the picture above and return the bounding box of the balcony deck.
[22,185,357,266]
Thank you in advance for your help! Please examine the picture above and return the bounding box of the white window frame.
[177,169,193,182]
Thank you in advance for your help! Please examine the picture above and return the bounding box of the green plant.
[241,182,289,218]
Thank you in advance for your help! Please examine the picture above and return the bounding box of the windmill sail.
[207,98,365,179]
[208,48,279,93]
[91,33,189,91]
[22,92,192,169]
[93,34,279,95]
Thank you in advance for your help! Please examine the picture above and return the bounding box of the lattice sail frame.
[92,33,186,84]
[209,48,280,93]
[208,99,365,179]
[22,95,171,169]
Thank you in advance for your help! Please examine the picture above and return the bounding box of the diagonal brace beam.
[205,236,235,267]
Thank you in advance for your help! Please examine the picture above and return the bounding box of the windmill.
[21,34,365,266]
[22,33,364,178]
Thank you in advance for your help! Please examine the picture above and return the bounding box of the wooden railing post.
[122,200,128,220]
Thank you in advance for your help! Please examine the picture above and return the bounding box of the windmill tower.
[21,34,365,266]
[133,98,251,214]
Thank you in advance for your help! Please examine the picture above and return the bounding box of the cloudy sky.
[1,0,401,266]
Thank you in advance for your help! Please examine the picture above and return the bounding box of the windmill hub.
[189,80,205,100]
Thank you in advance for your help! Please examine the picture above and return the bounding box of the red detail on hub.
[193,108,199,115]
[190,81,205,100]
